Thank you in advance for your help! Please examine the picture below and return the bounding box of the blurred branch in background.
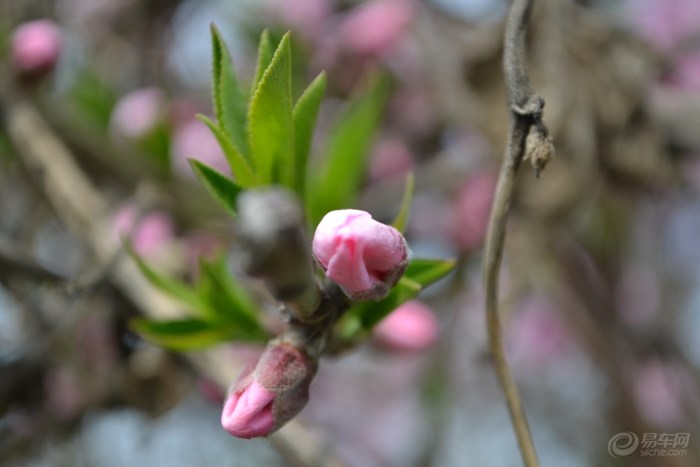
[2,93,346,467]
[2,0,700,466]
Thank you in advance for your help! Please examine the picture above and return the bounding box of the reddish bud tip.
[221,344,316,439]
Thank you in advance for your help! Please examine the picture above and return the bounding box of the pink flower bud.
[222,343,316,439]
[110,87,167,141]
[374,300,438,351]
[312,210,409,300]
[171,119,230,178]
[11,20,62,77]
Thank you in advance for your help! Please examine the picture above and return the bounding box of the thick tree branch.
[482,0,552,466]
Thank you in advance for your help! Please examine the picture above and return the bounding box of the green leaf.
[196,114,257,187]
[188,159,241,217]
[247,32,294,186]
[126,244,204,313]
[391,172,414,233]
[131,317,263,351]
[250,29,275,99]
[292,71,326,195]
[196,257,266,339]
[405,258,456,288]
[210,24,249,157]
[307,74,389,226]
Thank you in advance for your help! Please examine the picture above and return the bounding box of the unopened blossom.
[221,343,316,439]
[313,209,409,300]
[374,300,439,351]
[110,88,167,141]
[11,20,62,77]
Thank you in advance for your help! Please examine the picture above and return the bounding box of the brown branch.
[482,0,552,466]
[3,95,346,467]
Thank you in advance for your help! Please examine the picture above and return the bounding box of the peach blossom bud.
[312,209,409,300]
[374,300,438,351]
[339,0,415,58]
[110,87,167,141]
[11,20,62,78]
[171,119,230,178]
[221,343,316,439]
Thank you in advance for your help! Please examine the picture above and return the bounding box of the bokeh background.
[1,0,700,466]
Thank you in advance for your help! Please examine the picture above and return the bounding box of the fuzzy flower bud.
[374,300,439,351]
[11,20,62,78]
[312,209,409,300]
[221,343,316,439]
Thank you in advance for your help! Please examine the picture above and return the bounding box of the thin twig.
[483,0,551,466]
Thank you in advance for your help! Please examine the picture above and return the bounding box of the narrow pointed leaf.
[292,71,326,195]
[131,317,266,351]
[196,114,257,187]
[391,172,414,233]
[405,258,456,288]
[210,24,249,157]
[126,243,204,312]
[188,159,241,217]
[248,32,294,186]
[250,29,275,99]
[197,257,267,340]
[307,74,389,226]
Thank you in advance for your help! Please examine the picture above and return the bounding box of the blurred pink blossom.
[450,170,497,253]
[110,87,167,141]
[263,0,331,43]
[633,359,686,428]
[338,0,415,58]
[615,263,661,327]
[183,231,224,277]
[369,137,414,180]
[112,204,175,257]
[627,0,700,51]
[221,343,316,439]
[44,366,85,420]
[313,209,409,300]
[507,296,572,368]
[11,20,62,77]
[171,119,230,178]
[374,300,439,351]
[665,50,700,91]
